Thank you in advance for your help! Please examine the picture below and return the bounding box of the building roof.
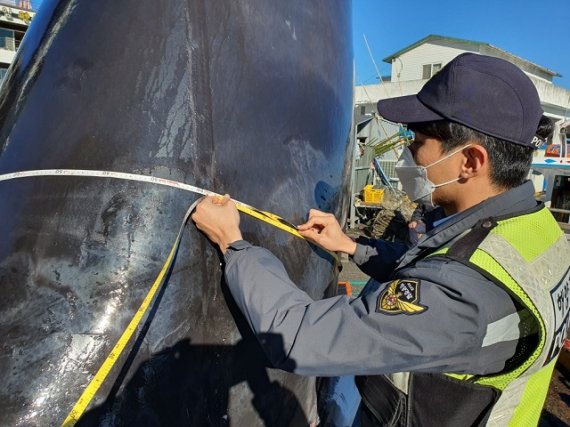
[382,34,561,78]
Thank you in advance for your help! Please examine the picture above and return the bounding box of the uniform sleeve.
[350,237,408,282]
[223,241,517,377]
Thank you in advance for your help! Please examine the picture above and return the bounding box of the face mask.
[395,144,471,208]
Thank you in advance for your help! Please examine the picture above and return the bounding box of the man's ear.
[460,144,488,179]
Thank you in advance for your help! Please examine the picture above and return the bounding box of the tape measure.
[0,169,303,238]
[0,168,337,425]
[60,200,196,426]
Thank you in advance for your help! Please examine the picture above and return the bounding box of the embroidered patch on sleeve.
[376,279,427,315]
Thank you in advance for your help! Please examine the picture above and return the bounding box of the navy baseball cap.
[377,53,544,148]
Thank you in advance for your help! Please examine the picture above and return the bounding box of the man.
[192,53,570,426]
[407,203,445,246]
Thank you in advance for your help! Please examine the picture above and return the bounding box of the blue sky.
[353,0,570,89]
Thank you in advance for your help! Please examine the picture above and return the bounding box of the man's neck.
[442,181,506,216]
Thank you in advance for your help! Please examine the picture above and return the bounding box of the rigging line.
[363,33,390,100]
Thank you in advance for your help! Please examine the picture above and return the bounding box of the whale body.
[0,0,353,425]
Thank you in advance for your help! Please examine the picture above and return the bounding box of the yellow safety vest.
[430,206,570,426]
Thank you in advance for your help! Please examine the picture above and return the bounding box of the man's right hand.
[191,195,243,254]
[297,209,356,255]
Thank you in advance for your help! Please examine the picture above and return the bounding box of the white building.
[355,35,570,140]
[0,0,35,82]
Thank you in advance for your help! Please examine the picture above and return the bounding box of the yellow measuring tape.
[61,201,195,426]
[0,169,335,425]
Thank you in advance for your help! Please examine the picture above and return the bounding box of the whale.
[0,0,353,425]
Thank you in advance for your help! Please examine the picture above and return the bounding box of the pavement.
[542,352,570,426]
[337,254,369,296]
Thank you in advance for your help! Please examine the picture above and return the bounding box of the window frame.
[422,62,443,80]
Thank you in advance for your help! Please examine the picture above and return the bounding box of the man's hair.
[408,116,553,190]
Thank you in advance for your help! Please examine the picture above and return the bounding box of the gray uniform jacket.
[223,182,539,377]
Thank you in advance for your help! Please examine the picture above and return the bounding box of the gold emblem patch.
[376,279,427,315]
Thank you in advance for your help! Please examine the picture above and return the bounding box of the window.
[0,67,8,82]
[0,28,15,50]
[422,63,442,79]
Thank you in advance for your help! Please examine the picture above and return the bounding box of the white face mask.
[395,144,471,208]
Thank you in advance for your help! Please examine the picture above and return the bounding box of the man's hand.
[297,209,356,255]
[191,195,243,254]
